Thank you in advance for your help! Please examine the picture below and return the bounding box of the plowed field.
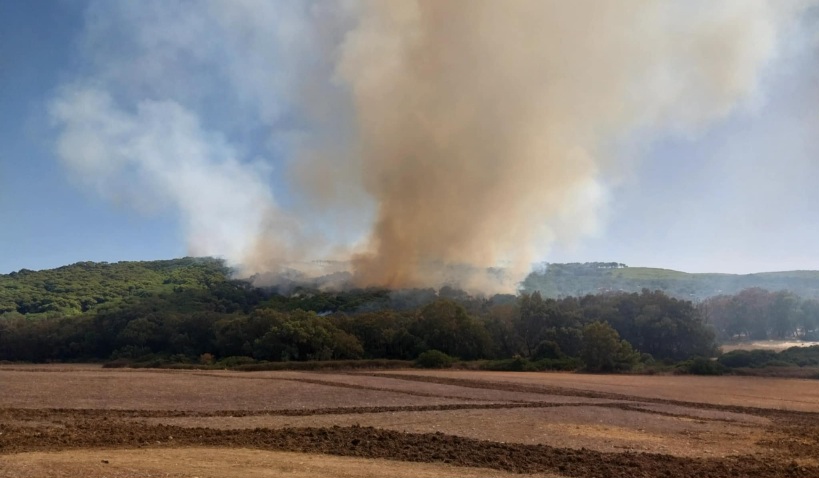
[1,365,817,477]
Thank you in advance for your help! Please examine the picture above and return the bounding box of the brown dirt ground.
[139,405,767,457]
[376,370,819,411]
[0,368,471,411]
[209,370,609,404]
[1,366,818,478]
[0,448,552,478]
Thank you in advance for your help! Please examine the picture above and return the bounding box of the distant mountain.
[520,262,819,300]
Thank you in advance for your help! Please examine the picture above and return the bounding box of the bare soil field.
[377,370,819,411]
[1,365,818,477]
[0,448,547,478]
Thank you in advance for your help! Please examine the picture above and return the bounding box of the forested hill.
[0,258,232,318]
[6,259,819,319]
[521,262,819,300]
[0,257,722,367]
[2,258,816,365]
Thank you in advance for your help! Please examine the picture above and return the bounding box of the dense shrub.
[532,357,581,371]
[234,359,412,371]
[718,349,778,368]
[414,350,455,368]
[765,360,796,367]
[778,345,819,366]
[717,346,819,370]
[482,356,580,372]
[483,356,535,371]
[533,340,563,360]
[217,356,256,367]
[678,357,726,375]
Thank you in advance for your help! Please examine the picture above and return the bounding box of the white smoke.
[49,87,298,273]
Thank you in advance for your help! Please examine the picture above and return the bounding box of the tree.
[514,292,568,356]
[336,311,397,358]
[117,317,159,348]
[768,291,799,339]
[599,290,716,360]
[581,321,639,372]
[484,302,521,358]
[799,299,819,339]
[411,299,491,360]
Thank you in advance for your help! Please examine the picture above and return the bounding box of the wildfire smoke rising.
[50,1,816,291]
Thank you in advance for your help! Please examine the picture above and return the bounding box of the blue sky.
[0,1,185,273]
[2,1,819,278]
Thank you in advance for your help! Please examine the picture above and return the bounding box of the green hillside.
[521,262,819,300]
[0,257,230,318]
[6,259,819,318]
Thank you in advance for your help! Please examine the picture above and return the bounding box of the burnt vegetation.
[0,258,817,373]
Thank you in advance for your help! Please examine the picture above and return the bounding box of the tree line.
[522,263,819,301]
[10,258,817,372]
[0,258,718,372]
[702,288,819,341]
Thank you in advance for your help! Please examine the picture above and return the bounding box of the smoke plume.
[50,0,817,291]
